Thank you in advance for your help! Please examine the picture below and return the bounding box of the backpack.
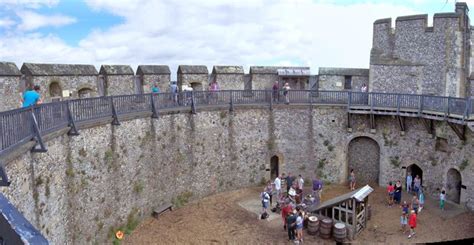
[261,212,269,219]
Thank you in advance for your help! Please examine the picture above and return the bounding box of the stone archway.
[348,136,380,186]
[446,168,462,204]
[49,81,62,97]
[407,164,423,188]
[270,155,279,180]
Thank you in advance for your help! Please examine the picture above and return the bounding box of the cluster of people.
[259,172,324,243]
[272,81,291,104]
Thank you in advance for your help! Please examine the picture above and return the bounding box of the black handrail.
[0,90,472,157]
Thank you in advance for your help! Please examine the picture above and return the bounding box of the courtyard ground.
[123,184,474,244]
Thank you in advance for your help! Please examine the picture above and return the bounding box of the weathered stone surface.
[21,63,98,76]
[2,106,472,243]
[0,76,21,111]
[0,62,22,76]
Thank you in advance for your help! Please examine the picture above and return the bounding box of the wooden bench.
[152,203,173,218]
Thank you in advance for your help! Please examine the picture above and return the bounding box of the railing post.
[191,91,196,114]
[309,90,313,106]
[347,91,352,111]
[418,95,423,116]
[229,91,234,112]
[150,93,158,119]
[370,93,374,113]
[396,94,401,114]
[463,97,471,121]
[30,107,47,153]
[66,101,79,136]
[269,91,273,111]
[110,97,120,125]
[446,97,450,118]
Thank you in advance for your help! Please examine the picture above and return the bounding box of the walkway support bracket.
[66,102,79,136]
[421,118,434,135]
[30,109,47,153]
[397,116,406,135]
[111,98,120,125]
[0,164,11,187]
[448,122,466,141]
[150,94,158,119]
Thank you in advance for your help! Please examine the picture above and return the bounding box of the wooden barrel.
[333,223,347,242]
[307,216,319,235]
[319,218,333,239]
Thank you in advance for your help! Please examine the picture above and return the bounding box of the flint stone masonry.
[318,67,369,91]
[99,65,135,96]
[1,106,473,243]
[21,63,99,102]
[0,62,22,111]
[136,65,171,93]
[212,66,245,90]
[178,65,209,91]
[370,3,470,97]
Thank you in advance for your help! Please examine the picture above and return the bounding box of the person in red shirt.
[387,182,395,207]
[408,210,417,238]
[281,201,293,230]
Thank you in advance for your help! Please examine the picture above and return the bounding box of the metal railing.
[0,90,472,157]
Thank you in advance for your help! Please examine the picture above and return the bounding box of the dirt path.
[124,184,474,244]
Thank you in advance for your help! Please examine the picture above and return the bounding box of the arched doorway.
[446,168,462,204]
[190,82,202,91]
[270,156,279,180]
[348,137,380,185]
[78,88,94,98]
[49,81,62,98]
[406,164,423,189]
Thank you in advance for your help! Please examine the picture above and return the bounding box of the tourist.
[401,200,409,215]
[349,169,356,190]
[406,173,413,193]
[394,180,402,204]
[282,82,290,104]
[170,82,178,103]
[286,173,295,194]
[152,82,160,93]
[265,181,274,206]
[297,174,304,192]
[281,200,292,230]
[387,181,395,207]
[411,195,419,214]
[361,83,368,93]
[272,81,279,102]
[274,174,282,201]
[295,210,304,243]
[440,188,446,211]
[286,209,297,241]
[261,189,270,215]
[312,176,323,203]
[401,211,408,234]
[210,79,220,103]
[21,85,42,107]
[414,175,421,196]
[418,187,425,212]
[408,210,417,239]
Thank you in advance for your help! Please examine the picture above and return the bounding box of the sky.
[1,0,473,78]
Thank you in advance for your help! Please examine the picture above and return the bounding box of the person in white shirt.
[297,175,304,191]
[274,175,282,200]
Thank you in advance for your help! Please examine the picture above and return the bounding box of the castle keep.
[0,3,473,244]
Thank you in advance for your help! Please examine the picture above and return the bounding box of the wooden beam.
[421,118,434,135]
[397,116,406,134]
[347,113,352,132]
[447,122,466,141]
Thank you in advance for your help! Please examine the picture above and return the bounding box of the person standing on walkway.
[414,175,421,196]
[282,82,290,104]
[286,209,297,241]
[152,82,160,93]
[295,210,304,243]
[418,187,425,212]
[406,173,413,193]
[286,173,294,194]
[394,180,403,204]
[387,181,395,207]
[312,176,323,204]
[297,174,304,192]
[272,81,279,102]
[411,195,419,214]
[21,85,42,107]
[265,181,274,207]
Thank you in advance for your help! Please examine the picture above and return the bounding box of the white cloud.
[0,18,15,28]
[0,0,59,8]
[3,0,423,78]
[17,10,76,31]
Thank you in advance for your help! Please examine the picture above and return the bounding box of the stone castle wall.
[104,75,135,96]
[370,12,468,97]
[1,106,473,243]
[0,76,21,111]
[29,75,99,101]
[141,74,171,93]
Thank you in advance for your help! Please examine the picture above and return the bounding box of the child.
[418,187,425,212]
[408,210,417,239]
[400,211,408,234]
[261,190,270,216]
[401,201,409,215]
[387,182,395,207]
[440,188,446,210]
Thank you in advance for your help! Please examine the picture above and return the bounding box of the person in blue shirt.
[22,85,42,107]
[151,83,160,93]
